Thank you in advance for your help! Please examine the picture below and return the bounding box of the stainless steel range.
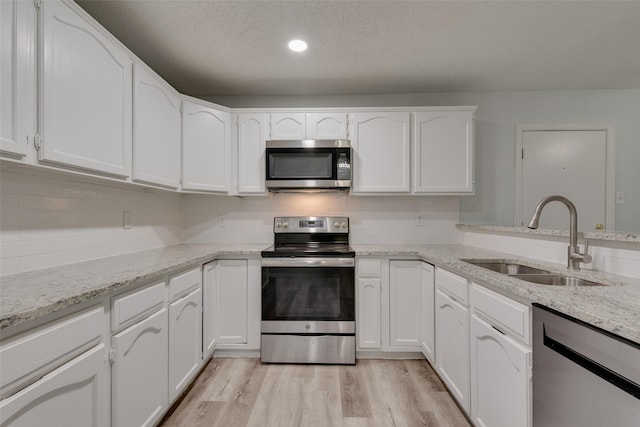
[260,216,356,364]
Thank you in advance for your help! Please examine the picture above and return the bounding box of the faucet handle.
[582,240,592,264]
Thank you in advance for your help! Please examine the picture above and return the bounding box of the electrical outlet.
[415,213,424,226]
[123,210,132,229]
[615,191,625,205]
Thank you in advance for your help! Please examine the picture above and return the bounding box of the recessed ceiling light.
[288,39,307,52]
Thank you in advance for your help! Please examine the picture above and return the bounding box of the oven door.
[261,257,355,333]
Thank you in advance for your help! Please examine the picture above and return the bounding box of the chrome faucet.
[527,195,592,271]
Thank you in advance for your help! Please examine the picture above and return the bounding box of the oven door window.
[262,266,355,321]
[267,149,335,180]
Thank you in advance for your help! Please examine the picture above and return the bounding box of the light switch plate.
[123,210,132,229]
[615,191,625,205]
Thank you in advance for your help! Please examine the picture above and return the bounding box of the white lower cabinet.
[389,260,422,348]
[215,259,248,345]
[168,287,202,402]
[420,262,435,364]
[202,261,217,359]
[0,344,109,427]
[357,277,381,349]
[435,287,470,412]
[471,314,531,427]
[112,308,168,427]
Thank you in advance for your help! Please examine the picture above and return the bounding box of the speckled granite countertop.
[457,224,640,243]
[354,244,640,344]
[0,244,267,331]
[2,243,639,345]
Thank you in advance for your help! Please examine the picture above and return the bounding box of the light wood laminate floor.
[160,358,470,427]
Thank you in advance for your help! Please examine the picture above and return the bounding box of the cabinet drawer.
[168,266,202,301]
[0,306,104,399]
[436,268,469,305]
[471,283,530,345]
[112,280,166,331]
[357,259,381,277]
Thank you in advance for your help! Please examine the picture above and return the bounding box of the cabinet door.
[1,0,36,159]
[112,308,168,427]
[202,261,217,358]
[471,315,531,427]
[169,288,202,402]
[132,64,181,188]
[40,0,132,177]
[182,100,230,192]
[307,113,348,139]
[435,288,470,412]
[389,261,422,348]
[236,113,267,194]
[357,278,381,349]
[413,111,474,193]
[421,262,435,364]
[269,113,306,140]
[350,112,410,193]
[215,259,248,345]
[0,344,108,427]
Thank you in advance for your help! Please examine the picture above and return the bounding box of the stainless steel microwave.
[265,140,352,191]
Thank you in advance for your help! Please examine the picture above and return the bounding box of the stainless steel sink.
[462,259,607,286]
[511,274,606,287]
[463,260,550,275]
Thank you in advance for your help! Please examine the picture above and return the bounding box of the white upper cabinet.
[235,113,267,194]
[268,112,348,140]
[182,99,231,192]
[412,110,475,193]
[40,0,132,177]
[306,113,348,139]
[269,113,307,140]
[1,0,36,160]
[350,112,411,193]
[132,64,181,188]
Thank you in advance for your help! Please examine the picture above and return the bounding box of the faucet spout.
[527,195,590,270]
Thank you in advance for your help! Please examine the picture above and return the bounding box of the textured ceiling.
[76,0,640,97]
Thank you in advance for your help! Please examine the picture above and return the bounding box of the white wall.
[0,166,183,276]
[183,193,461,245]
[209,89,640,233]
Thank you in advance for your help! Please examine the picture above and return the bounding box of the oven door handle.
[261,257,355,267]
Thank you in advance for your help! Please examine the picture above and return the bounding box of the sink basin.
[462,260,551,275]
[512,274,606,287]
[461,259,607,286]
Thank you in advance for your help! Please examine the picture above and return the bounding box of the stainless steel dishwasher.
[533,304,640,427]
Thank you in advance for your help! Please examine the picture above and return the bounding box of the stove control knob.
[334,221,340,228]
[275,222,282,228]
[341,222,348,229]
[282,222,289,228]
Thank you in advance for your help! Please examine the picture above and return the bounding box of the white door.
[1,0,36,159]
[413,111,474,193]
[421,262,435,364]
[168,288,202,402]
[307,113,348,139]
[435,288,470,412]
[471,315,531,427]
[0,345,109,427]
[389,261,422,348]
[182,100,231,192]
[202,261,217,358]
[112,308,168,427]
[236,113,267,194]
[350,112,411,193]
[215,259,248,345]
[132,64,181,188]
[357,278,381,349]
[40,0,132,177]
[269,113,306,140]
[520,129,608,231]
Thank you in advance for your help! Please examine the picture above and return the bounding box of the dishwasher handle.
[543,325,640,399]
